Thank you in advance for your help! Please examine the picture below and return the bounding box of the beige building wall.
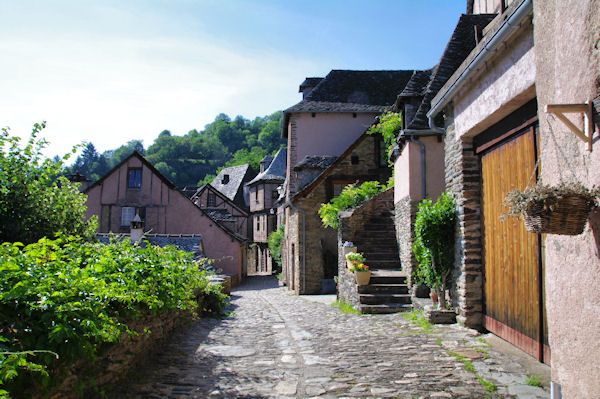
[534,0,600,396]
[453,25,536,140]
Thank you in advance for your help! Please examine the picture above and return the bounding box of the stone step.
[359,303,412,314]
[367,260,402,269]
[369,274,407,285]
[358,284,409,295]
[359,293,412,305]
[363,251,400,260]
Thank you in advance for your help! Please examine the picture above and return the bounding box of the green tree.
[267,224,284,270]
[0,123,97,244]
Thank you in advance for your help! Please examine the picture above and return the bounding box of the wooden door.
[481,126,548,363]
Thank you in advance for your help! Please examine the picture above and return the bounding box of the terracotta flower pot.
[430,291,439,304]
[354,270,371,286]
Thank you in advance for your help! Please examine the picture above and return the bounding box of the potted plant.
[345,251,365,269]
[342,241,357,255]
[503,181,598,235]
[412,192,456,310]
[348,263,371,285]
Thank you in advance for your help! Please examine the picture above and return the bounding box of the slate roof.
[293,155,337,170]
[283,69,416,138]
[397,69,434,98]
[204,209,235,222]
[299,77,324,92]
[210,164,256,209]
[397,14,496,130]
[304,70,415,105]
[247,148,287,186]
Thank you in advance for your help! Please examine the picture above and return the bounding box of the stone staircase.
[353,199,412,314]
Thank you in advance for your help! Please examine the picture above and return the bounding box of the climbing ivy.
[318,181,386,229]
[366,111,402,166]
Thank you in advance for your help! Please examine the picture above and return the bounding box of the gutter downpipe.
[285,199,306,293]
[426,0,533,121]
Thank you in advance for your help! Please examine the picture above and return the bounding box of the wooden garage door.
[480,125,548,363]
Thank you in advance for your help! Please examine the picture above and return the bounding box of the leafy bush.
[412,192,456,308]
[0,236,226,396]
[366,111,402,166]
[0,123,97,244]
[318,181,386,228]
[267,224,284,269]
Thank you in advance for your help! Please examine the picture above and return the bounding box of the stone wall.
[43,309,193,398]
[96,233,203,254]
[394,195,419,287]
[443,108,484,329]
[337,188,394,309]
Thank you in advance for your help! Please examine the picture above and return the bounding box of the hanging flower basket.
[523,194,591,235]
[503,182,598,235]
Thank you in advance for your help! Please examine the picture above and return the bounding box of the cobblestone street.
[115,277,549,398]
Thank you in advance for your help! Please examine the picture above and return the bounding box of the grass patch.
[332,300,360,315]
[447,350,497,394]
[402,309,435,332]
[525,374,542,387]
[477,337,492,348]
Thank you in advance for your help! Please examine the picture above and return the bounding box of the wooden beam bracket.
[545,101,595,151]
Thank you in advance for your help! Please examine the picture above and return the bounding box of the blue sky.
[0,0,465,157]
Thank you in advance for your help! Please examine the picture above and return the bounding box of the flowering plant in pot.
[348,263,371,285]
[342,241,357,255]
[502,181,599,235]
[345,251,365,269]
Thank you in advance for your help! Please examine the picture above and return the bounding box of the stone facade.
[283,133,391,294]
[394,196,419,287]
[442,108,483,329]
[337,189,394,308]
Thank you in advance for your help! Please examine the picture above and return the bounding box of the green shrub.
[412,192,456,308]
[0,236,226,396]
[318,181,386,228]
[267,224,284,269]
[0,123,97,244]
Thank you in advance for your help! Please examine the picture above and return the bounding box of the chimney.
[130,213,144,242]
[299,77,323,99]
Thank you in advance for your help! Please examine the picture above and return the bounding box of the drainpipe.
[427,0,533,120]
[285,200,306,294]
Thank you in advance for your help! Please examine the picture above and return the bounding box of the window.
[256,216,260,232]
[272,189,279,200]
[207,193,216,207]
[121,206,145,226]
[121,207,135,226]
[222,174,230,184]
[127,168,142,188]
[351,155,359,165]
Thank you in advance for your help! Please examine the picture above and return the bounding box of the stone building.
[245,148,286,275]
[280,70,415,294]
[427,0,600,395]
[391,14,496,288]
[84,151,248,285]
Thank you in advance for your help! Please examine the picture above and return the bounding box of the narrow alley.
[115,277,549,398]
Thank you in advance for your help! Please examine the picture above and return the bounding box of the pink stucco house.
[84,152,247,285]
[425,0,600,396]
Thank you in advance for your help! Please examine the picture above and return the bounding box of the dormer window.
[222,174,230,184]
[127,168,142,189]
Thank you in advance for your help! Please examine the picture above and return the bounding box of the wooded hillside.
[67,111,284,188]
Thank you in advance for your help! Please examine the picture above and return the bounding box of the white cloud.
[0,28,318,157]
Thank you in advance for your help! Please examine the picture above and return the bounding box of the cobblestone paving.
[115,277,549,398]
